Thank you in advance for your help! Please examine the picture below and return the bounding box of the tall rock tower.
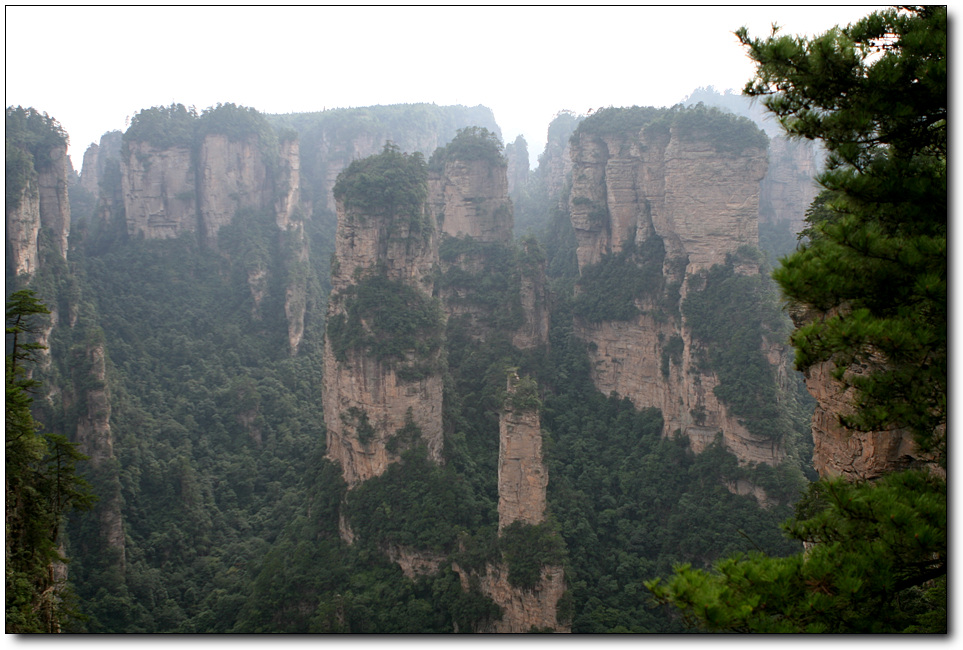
[497,372,548,531]
[322,144,445,488]
[567,106,792,468]
[6,107,71,278]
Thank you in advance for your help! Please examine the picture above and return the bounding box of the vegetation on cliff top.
[571,104,767,155]
[333,142,430,233]
[5,106,69,211]
[428,126,505,172]
[650,5,947,632]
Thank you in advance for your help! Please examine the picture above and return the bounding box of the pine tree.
[6,290,94,633]
[647,7,946,632]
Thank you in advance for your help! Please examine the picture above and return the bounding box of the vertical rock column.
[497,372,548,531]
[322,146,444,489]
[74,341,126,574]
[472,372,568,633]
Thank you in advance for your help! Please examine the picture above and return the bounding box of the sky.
[6,4,885,171]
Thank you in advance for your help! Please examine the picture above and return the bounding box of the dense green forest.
[7,6,944,629]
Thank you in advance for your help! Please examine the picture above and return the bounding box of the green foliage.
[653,7,947,633]
[333,142,430,228]
[428,126,505,171]
[647,470,946,632]
[572,104,766,155]
[327,273,444,379]
[344,447,486,554]
[6,291,94,633]
[498,522,566,590]
[437,236,526,331]
[506,374,541,412]
[672,102,770,154]
[682,251,793,440]
[742,6,946,457]
[5,106,69,211]
[572,236,666,322]
[123,103,196,153]
[538,293,805,632]
[660,334,684,378]
[267,103,500,208]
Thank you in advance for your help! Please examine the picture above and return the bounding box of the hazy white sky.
[6,4,884,170]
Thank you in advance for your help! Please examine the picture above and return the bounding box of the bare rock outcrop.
[473,564,568,633]
[6,142,71,277]
[73,341,125,573]
[758,136,821,237]
[430,137,550,350]
[122,140,197,239]
[497,373,548,531]
[323,149,444,488]
[430,158,513,243]
[464,373,568,632]
[79,131,123,196]
[568,110,782,466]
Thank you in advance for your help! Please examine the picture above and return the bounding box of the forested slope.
[9,101,819,632]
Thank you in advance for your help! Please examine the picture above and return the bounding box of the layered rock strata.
[568,114,785,466]
[122,132,301,244]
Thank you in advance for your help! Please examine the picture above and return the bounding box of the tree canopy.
[6,290,94,632]
[648,6,946,632]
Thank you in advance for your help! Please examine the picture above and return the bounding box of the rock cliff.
[430,130,550,349]
[473,563,568,633]
[79,131,123,197]
[6,141,71,277]
[121,140,198,239]
[322,146,444,488]
[567,107,787,466]
[497,373,548,530]
[430,157,513,243]
[475,374,567,632]
[758,136,821,238]
[72,341,126,572]
[122,131,301,244]
[788,307,937,481]
[278,103,501,215]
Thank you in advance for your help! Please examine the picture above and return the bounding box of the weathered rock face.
[570,126,766,274]
[197,134,270,240]
[323,162,443,488]
[430,148,550,350]
[122,132,302,244]
[122,141,197,239]
[322,345,444,488]
[430,159,513,243]
[384,545,446,581]
[79,131,123,196]
[6,143,71,277]
[6,181,42,276]
[498,373,548,530]
[504,136,530,195]
[474,564,568,633]
[804,359,920,480]
[758,136,821,237]
[73,342,125,573]
[568,117,786,466]
[456,374,567,633]
[512,250,551,350]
